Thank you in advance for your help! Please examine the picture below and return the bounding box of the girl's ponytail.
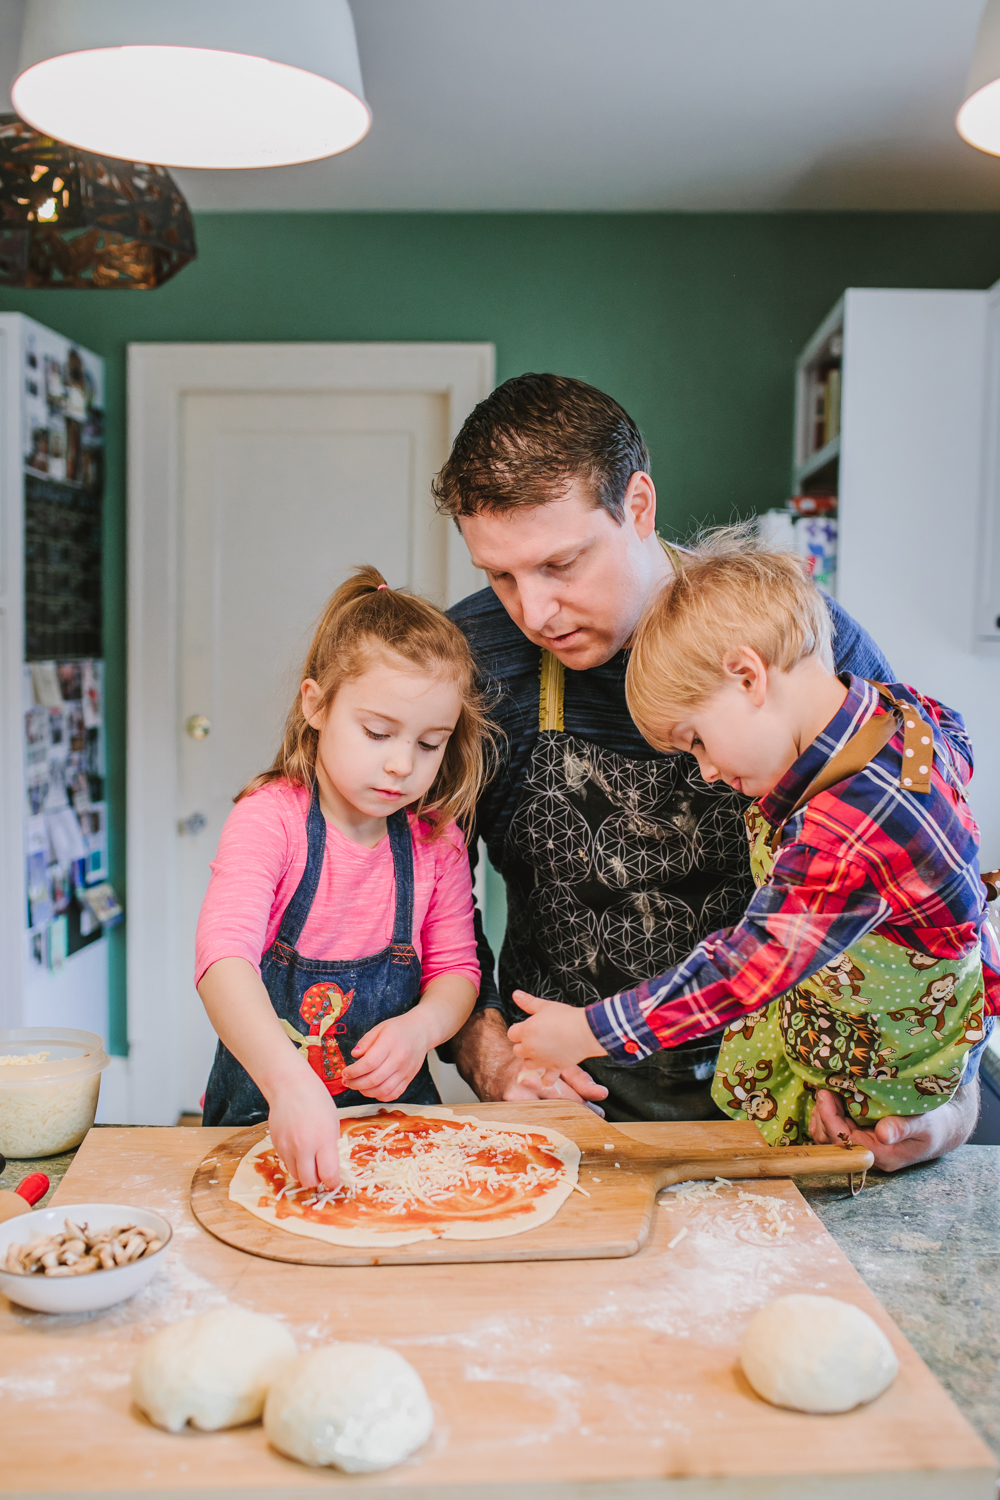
[237,566,495,838]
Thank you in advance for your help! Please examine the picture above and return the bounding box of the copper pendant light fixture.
[0,114,195,290]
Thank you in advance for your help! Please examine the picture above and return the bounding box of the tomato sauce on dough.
[253,1110,566,1230]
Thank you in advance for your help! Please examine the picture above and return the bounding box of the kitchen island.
[1,1120,996,1496]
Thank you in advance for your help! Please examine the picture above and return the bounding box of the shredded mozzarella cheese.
[659,1177,795,1239]
[286,1119,566,1215]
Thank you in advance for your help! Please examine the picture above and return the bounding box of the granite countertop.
[796,1147,1000,1457]
[2,1136,997,1457]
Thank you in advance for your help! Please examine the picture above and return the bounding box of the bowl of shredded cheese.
[0,1029,110,1159]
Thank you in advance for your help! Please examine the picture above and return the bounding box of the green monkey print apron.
[711,706,986,1146]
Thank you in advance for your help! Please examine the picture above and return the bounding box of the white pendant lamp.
[11,0,370,170]
[958,0,1000,155]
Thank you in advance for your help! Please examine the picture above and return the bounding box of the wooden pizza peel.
[190,1101,873,1266]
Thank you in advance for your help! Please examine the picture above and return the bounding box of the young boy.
[508,543,998,1145]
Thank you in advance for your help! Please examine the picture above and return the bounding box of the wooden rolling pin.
[0,1172,50,1223]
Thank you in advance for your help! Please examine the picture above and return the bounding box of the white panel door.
[128,341,494,1125]
[176,390,450,1111]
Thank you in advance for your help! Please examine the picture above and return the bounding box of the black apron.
[500,650,743,1123]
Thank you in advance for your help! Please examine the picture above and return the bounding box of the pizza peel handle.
[617,1141,874,1192]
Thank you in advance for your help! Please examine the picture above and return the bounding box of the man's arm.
[809,1081,980,1171]
[451,1004,608,1106]
[827,596,893,681]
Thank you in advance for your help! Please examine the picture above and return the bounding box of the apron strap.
[539,650,565,733]
[385,807,417,958]
[273,781,327,951]
[657,535,688,572]
[537,541,681,734]
[770,682,934,852]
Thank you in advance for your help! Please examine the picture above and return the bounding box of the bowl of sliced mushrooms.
[0,1203,171,1313]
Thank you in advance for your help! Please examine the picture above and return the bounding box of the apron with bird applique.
[711,686,986,1145]
[202,786,437,1127]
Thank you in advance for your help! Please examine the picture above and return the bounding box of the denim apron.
[202,786,439,1127]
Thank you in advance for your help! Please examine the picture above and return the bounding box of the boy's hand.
[507,991,608,1074]
[343,1010,433,1101]
[267,1068,341,1191]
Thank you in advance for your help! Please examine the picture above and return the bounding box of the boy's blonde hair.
[626,528,833,752]
[238,565,495,838]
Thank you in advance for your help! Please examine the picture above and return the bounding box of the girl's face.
[302,650,462,827]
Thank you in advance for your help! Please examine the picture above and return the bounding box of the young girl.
[196,567,492,1192]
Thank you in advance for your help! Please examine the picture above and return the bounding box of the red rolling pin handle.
[16,1173,49,1206]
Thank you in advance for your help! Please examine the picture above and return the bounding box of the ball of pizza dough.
[740,1294,898,1414]
[132,1308,297,1432]
[263,1343,433,1471]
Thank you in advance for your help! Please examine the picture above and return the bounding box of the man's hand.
[449,1006,609,1107]
[508,990,607,1074]
[343,1010,432,1102]
[809,1083,980,1172]
[267,1068,341,1191]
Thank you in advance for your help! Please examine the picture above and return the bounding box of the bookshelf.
[793,297,843,497]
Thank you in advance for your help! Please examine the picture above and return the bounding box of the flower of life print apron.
[503,645,753,1123]
[711,687,986,1147]
[202,787,438,1129]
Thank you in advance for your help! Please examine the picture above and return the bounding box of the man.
[436,373,985,1169]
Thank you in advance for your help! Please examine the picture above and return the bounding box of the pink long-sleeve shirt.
[194,779,480,994]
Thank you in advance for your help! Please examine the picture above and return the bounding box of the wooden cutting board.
[2,1122,994,1498]
[190,1101,873,1266]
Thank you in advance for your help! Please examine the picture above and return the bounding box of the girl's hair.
[627,525,833,752]
[237,566,495,838]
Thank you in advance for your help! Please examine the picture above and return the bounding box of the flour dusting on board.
[578,1182,834,1345]
[465,1364,583,1445]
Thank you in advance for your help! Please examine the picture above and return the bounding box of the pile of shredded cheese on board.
[660,1176,796,1239]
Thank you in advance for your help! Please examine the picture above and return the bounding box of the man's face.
[458,477,662,670]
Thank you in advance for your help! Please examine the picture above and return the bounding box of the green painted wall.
[3,209,1000,1049]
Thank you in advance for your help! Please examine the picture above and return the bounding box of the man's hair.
[432,373,650,522]
[626,529,834,752]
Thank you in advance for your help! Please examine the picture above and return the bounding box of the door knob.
[178,812,208,837]
[185,714,211,740]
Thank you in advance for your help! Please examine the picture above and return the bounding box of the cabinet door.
[977,283,1000,645]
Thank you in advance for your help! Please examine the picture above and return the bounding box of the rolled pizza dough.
[228,1103,581,1247]
[263,1343,433,1471]
[131,1307,297,1432]
[740,1294,899,1413]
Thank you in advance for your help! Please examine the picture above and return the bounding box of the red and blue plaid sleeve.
[586,843,888,1060]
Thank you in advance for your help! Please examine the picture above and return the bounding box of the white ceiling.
[3,0,1000,211]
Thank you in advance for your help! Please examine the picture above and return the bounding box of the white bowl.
[0,1203,172,1313]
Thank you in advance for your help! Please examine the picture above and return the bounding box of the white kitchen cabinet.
[798,287,1000,861]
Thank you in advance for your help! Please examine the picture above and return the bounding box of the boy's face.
[662,656,805,800]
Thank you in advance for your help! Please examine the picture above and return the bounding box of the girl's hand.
[507,991,607,1074]
[343,1011,433,1101]
[267,1067,341,1191]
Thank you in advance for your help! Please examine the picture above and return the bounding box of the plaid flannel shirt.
[588,676,1000,1062]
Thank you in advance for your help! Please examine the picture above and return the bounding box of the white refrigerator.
[0,311,116,1042]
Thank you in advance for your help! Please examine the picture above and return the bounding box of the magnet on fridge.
[29,662,62,709]
[48,915,68,973]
